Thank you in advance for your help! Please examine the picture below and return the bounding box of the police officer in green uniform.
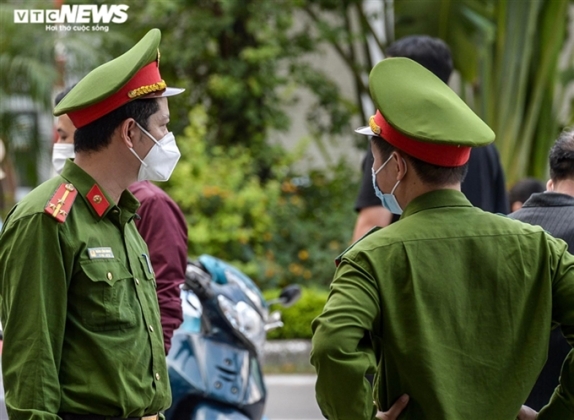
[0,29,183,420]
[310,58,574,420]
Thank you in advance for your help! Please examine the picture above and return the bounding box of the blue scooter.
[165,255,301,420]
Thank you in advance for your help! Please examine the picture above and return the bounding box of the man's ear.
[546,179,554,192]
[118,118,138,148]
[392,151,408,180]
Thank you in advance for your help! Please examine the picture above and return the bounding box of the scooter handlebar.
[184,260,214,301]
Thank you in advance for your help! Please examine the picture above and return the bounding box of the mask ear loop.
[135,122,160,146]
[129,148,148,167]
[129,122,157,168]
[374,154,393,175]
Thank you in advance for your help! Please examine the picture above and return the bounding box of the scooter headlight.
[224,270,267,317]
[217,295,266,355]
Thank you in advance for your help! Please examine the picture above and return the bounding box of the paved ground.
[0,367,322,420]
[264,375,323,420]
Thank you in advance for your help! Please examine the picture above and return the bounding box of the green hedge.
[263,286,329,339]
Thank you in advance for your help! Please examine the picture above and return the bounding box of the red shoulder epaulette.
[86,184,110,217]
[44,183,78,223]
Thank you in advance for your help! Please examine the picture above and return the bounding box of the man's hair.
[371,136,468,186]
[74,99,159,153]
[508,178,544,207]
[386,35,453,83]
[54,84,76,106]
[549,130,574,182]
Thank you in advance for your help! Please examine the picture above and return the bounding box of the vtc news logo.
[14,5,129,24]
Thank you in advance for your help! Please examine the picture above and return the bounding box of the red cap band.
[68,62,164,128]
[374,111,471,167]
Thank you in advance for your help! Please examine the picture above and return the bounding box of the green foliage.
[0,0,131,207]
[164,106,289,279]
[300,0,389,121]
[0,2,57,109]
[115,0,355,179]
[264,287,329,339]
[261,161,359,289]
[394,0,574,183]
[165,106,359,289]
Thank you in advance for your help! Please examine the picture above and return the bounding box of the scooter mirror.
[277,284,302,308]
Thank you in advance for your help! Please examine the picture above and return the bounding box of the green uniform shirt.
[311,189,574,420]
[0,161,171,419]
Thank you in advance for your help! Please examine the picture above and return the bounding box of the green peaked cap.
[369,57,495,147]
[54,28,183,127]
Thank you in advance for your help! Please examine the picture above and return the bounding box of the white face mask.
[129,122,181,182]
[52,143,76,174]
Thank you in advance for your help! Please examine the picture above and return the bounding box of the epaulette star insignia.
[44,183,78,223]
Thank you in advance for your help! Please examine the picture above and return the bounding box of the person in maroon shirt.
[129,180,188,354]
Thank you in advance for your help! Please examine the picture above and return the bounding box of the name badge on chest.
[88,247,115,259]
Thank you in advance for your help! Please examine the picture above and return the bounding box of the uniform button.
[149,325,154,332]
[107,272,113,281]
[155,373,160,381]
[135,278,140,285]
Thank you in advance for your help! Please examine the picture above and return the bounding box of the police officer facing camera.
[0,28,183,420]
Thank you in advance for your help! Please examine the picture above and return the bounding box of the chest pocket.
[78,260,138,331]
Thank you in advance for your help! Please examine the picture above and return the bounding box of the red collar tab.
[68,62,165,128]
[86,184,110,217]
[44,183,78,223]
[373,111,471,167]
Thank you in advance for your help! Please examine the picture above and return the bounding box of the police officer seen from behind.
[311,58,574,420]
[0,28,183,419]
[352,35,508,242]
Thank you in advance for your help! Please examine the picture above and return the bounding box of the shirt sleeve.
[310,254,380,420]
[0,214,69,420]
[134,192,187,354]
[538,240,574,419]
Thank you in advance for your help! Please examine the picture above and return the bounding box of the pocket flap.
[138,254,155,281]
[80,260,132,285]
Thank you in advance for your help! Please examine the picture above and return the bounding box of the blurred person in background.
[51,86,77,175]
[352,35,508,242]
[509,130,574,411]
[509,177,546,212]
